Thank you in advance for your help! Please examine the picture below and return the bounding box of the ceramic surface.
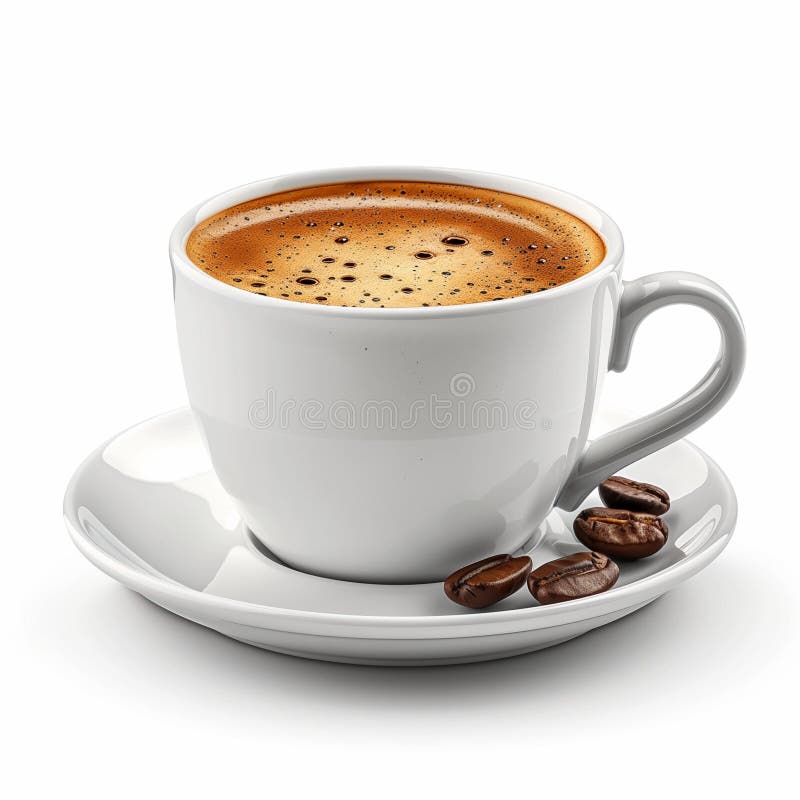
[64,408,737,666]
[170,167,745,582]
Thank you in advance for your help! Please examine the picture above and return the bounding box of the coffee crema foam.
[185,181,605,308]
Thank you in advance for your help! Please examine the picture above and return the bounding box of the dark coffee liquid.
[185,181,605,307]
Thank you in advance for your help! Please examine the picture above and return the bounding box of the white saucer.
[64,408,737,666]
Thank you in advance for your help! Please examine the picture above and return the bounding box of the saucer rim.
[66,514,732,636]
[64,409,737,639]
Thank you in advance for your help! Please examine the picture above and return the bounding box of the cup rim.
[169,166,624,318]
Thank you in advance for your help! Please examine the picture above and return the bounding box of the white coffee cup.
[170,167,745,583]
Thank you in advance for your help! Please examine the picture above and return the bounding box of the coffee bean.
[598,475,670,515]
[527,551,619,605]
[574,507,668,559]
[444,554,533,609]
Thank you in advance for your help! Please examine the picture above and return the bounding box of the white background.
[3,1,797,797]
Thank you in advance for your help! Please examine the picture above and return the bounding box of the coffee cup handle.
[556,271,745,510]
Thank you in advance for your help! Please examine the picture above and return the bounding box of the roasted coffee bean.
[527,551,619,605]
[444,554,533,609]
[574,507,668,559]
[598,475,670,515]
